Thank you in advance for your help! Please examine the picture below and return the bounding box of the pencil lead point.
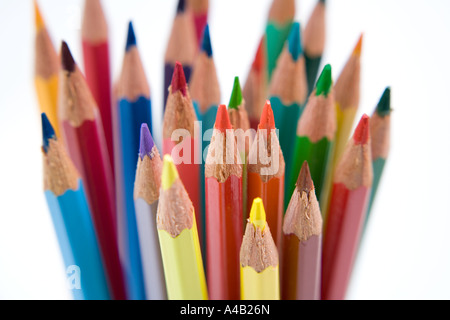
[375,87,391,117]
[353,114,370,145]
[249,198,267,231]
[288,22,302,61]
[296,161,315,194]
[126,21,137,51]
[252,38,265,72]
[61,41,75,72]
[176,0,187,13]
[315,64,332,97]
[171,61,187,96]
[258,100,276,130]
[42,113,56,153]
[139,124,155,160]
[353,33,363,57]
[215,104,232,132]
[162,155,179,190]
[34,0,45,30]
[228,77,243,110]
[201,24,213,57]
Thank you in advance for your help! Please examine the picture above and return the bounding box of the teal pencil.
[42,113,110,300]
[269,22,308,200]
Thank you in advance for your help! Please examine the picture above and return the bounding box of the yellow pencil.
[240,198,280,300]
[157,155,208,300]
[34,0,60,136]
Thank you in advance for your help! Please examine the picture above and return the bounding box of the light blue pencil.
[42,113,110,300]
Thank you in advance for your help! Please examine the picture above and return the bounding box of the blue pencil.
[114,21,151,300]
[189,24,220,250]
[42,113,110,300]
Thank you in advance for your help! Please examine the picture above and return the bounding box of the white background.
[0,0,449,299]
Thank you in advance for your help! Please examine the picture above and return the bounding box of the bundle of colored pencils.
[34,0,391,301]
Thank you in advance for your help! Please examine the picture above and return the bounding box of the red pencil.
[58,41,126,300]
[81,0,114,174]
[162,61,202,241]
[187,0,209,47]
[247,100,285,248]
[205,104,243,300]
[322,114,373,300]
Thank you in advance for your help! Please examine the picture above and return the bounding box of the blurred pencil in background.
[265,0,295,82]
[34,1,60,136]
[163,0,197,109]
[157,155,208,300]
[42,113,110,300]
[81,0,115,175]
[240,198,280,300]
[303,0,326,95]
[187,0,209,47]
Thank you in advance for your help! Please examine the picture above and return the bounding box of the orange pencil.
[247,100,285,248]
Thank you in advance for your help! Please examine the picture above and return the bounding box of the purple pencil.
[281,161,323,300]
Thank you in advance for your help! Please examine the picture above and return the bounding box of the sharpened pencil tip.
[353,114,370,145]
[176,0,187,13]
[126,21,137,51]
[42,113,56,153]
[215,104,232,132]
[252,38,265,72]
[201,24,213,57]
[353,33,363,57]
[296,161,315,194]
[34,0,45,30]
[61,41,75,72]
[315,64,332,97]
[288,22,302,61]
[171,61,187,96]
[228,77,243,110]
[375,87,391,117]
[139,124,155,160]
[162,155,179,190]
[258,100,276,130]
[249,198,266,231]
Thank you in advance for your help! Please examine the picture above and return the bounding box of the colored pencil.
[163,61,202,247]
[321,34,363,219]
[240,198,280,300]
[269,21,308,196]
[34,1,60,137]
[322,114,373,300]
[243,37,268,130]
[134,124,167,300]
[303,0,326,95]
[81,0,114,173]
[163,0,197,109]
[228,76,252,225]
[42,113,110,300]
[157,155,208,300]
[281,161,322,300]
[366,87,391,223]
[114,21,151,300]
[58,41,126,300]
[205,104,243,300]
[189,24,220,245]
[265,0,295,82]
[288,64,336,211]
[247,100,285,248]
[188,0,209,47]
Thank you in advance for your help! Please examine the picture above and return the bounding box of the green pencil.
[269,22,308,199]
[265,0,295,82]
[287,64,336,212]
[366,87,391,224]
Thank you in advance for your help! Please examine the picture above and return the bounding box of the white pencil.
[133,124,167,300]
